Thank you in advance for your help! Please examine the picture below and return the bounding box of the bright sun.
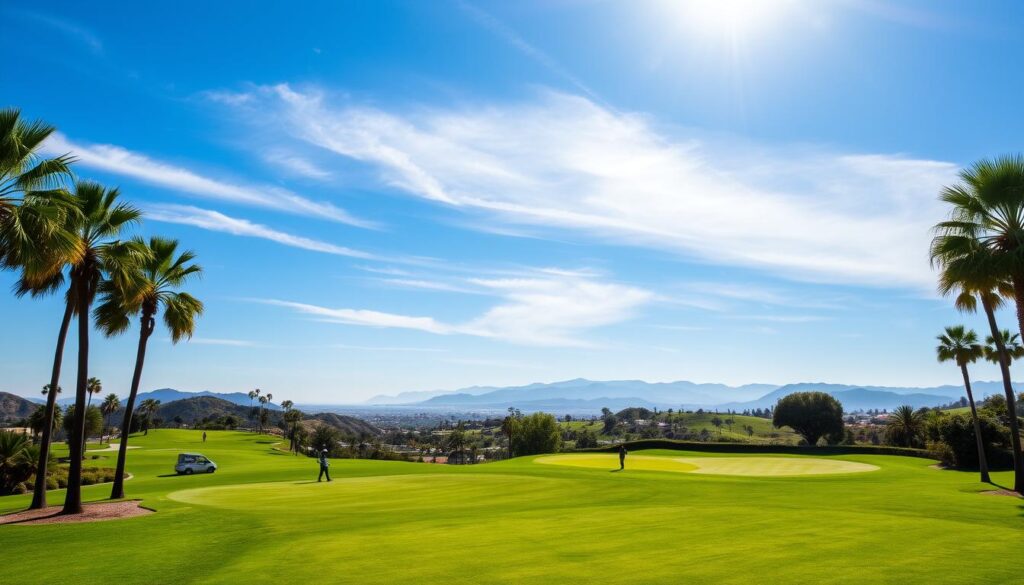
[670,0,796,39]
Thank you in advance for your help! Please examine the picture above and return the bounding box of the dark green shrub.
[933,413,1013,469]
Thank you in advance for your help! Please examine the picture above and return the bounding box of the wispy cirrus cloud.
[229,85,956,289]
[146,204,375,259]
[42,132,372,228]
[262,271,653,347]
[15,11,103,54]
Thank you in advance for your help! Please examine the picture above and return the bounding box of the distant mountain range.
[367,378,1020,413]
[24,388,283,411]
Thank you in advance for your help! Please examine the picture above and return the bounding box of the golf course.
[0,430,1020,584]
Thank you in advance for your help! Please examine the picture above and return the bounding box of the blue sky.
[3,0,1023,403]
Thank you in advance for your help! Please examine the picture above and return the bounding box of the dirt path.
[0,500,153,525]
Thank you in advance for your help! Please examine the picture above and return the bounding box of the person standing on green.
[618,445,627,470]
[318,449,332,482]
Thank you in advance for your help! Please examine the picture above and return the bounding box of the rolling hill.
[0,391,38,423]
[153,396,379,436]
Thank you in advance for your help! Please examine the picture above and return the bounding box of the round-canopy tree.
[772,392,844,446]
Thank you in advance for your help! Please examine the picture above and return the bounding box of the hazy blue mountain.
[417,379,778,408]
[411,379,1020,412]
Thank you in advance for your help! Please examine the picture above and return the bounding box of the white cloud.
[253,86,955,289]
[263,149,332,179]
[262,272,653,347]
[42,132,372,228]
[147,204,375,259]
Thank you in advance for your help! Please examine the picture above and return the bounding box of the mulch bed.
[0,500,153,525]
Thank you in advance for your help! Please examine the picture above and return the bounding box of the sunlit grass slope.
[0,430,1020,584]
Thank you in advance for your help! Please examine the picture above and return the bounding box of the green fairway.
[0,430,1021,584]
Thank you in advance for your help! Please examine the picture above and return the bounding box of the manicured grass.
[0,430,1021,584]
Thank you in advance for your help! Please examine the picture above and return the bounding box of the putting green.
[535,453,698,473]
[537,454,878,476]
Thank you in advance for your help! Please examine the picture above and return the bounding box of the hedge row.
[576,439,934,459]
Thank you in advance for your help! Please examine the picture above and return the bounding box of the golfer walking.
[318,448,332,482]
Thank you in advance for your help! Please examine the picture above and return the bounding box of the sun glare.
[669,0,796,40]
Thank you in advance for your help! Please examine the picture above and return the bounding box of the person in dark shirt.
[618,445,627,470]
[318,449,332,482]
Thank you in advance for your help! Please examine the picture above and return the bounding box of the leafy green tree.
[27,404,61,443]
[94,236,201,500]
[932,156,1024,493]
[936,325,990,482]
[509,413,560,456]
[772,392,844,446]
[711,416,723,436]
[446,424,468,464]
[931,412,1012,469]
[62,405,103,442]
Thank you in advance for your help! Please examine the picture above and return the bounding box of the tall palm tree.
[22,181,143,512]
[256,393,273,434]
[936,325,990,482]
[937,155,1024,333]
[94,237,202,500]
[248,388,260,430]
[984,330,1024,365]
[0,108,78,275]
[932,219,1024,494]
[100,393,120,444]
[85,377,102,410]
[59,182,144,515]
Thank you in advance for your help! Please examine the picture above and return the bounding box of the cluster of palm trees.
[1,108,204,514]
[931,155,1024,495]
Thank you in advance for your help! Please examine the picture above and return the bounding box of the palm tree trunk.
[981,296,1024,494]
[29,297,73,510]
[960,364,990,483]
[62,275,90,515]
[111,312,154,500]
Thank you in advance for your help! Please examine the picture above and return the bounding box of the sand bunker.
[537,454,878,476]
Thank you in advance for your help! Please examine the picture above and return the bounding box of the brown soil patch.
[980,489,1023,498]
[0,500,153,526]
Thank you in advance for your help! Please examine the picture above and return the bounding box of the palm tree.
[100,393,120,444]
[936,325,990,482]
[248,388,260,430]
[94,237,201,500]
[137,399,161,436]
[501,415,515,459]
[984,330,1024,365]
[887,406,924,448]
[932,222,1024,494]
[86,377,102,410]
[0,108,78,275]
[256,392,273,434]
[21,181,143,512]
[58,182,146,515]
[284,408,303,453]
